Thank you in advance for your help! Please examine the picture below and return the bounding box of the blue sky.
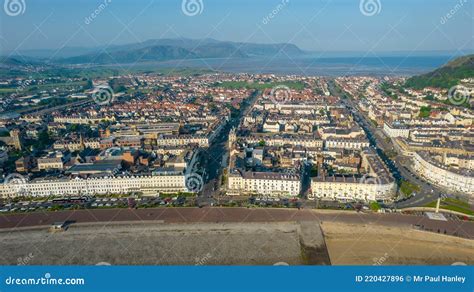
[0,0,472,54]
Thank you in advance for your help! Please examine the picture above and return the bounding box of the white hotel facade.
[228,171,301,197]
[309,150,396,202]
[411,151,474,196]
[309,175,395,202]
[0,173,188,198]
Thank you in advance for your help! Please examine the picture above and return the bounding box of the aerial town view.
[0,0,472,291]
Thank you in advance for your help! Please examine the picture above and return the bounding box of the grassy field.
[0,88,17,93]
[0,81,89,97]
[0,66,214,80]
[425,198,474,216]
[400,180,420,197]
[369,201,381,211]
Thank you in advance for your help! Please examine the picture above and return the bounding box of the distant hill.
[0,56,43,69]
[405,54,474,89]
[58,38,305,65]
[0,57,24,67]
[60,45,199,64]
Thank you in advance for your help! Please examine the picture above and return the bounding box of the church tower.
[9,129,22,150]
[228,127,236,149]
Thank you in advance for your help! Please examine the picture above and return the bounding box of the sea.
[141,55,456,77]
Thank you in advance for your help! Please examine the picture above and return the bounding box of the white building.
[412,151,474,195]
[309,150,396,202]
[156,135,209,147]
[37,157,64,171]
[383,122,410,138]
[244,135,323,148]
[325,138,370,150]
[228,170,300,197]
[0,172,188,198]
[263,122,281,133]
[309,175,395,202]
[54,116,101,125]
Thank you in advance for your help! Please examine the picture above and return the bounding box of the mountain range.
[2,40,472,82]
[8,38,305,65]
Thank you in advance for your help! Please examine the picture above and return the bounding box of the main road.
[197,90,260,205]
[327,80,443,208]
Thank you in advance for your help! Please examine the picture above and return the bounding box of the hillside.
[405,54,474,89]
[0,57,24,67]
[60,45,199,64]
[58,38,305,65]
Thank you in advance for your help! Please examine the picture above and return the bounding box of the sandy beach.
[322,221,474,265]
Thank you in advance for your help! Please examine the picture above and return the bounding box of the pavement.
[0,222,305,265]
[1,207,473,239]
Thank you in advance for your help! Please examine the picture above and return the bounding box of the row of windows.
[23,183,185,192]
